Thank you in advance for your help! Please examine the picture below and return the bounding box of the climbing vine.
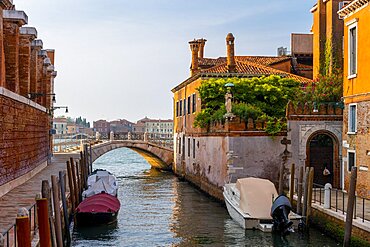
[194,76,302,134]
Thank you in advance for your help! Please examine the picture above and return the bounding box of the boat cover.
[76,193,120,213]
[82,171,118,199]
[236,177,278,219]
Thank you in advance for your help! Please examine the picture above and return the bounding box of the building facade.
[0,0,57,196]
[311,0,346,78]
[53,117,68,134]
[339,0,370,199]
[93,119,111,135]
[145,119,173,139]
[172,34,311,199]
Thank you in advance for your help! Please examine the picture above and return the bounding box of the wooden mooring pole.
[302,167,310,217]
[51,176,63,247]
[59,171,71,246]
[306,167,314,226]
[297,166,303,215]
[278,163,284,195]
[66,161,76,211]
[41,180,56,247]
[16,208,31,247]
[36,198,51,247]
[70,158,79,206]
[289,163,295,205]
[343,167,357,247]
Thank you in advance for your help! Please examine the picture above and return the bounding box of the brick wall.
[343,101,370,199]
[0,90,50,186]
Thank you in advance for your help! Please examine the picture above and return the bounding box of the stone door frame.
[305,130,341,188]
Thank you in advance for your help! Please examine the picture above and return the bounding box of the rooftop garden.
[193,73,343,135]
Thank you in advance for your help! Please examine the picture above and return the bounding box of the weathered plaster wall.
[174,133,287,200]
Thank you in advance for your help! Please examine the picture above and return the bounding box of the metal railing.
[311,183,369,222]
[1,203,38,247]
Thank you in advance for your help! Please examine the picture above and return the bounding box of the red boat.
[75,193,120,226]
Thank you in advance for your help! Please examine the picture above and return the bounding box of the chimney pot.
[197,38,207,59]
[226,33,236,73]
[189,40,200,76]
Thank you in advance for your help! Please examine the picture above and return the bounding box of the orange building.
[311,0,347,78]
[338,0,370,199]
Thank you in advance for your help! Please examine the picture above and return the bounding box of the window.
[348,104,357,133]
[183,98,186,116]
[192,94,196,113]
[348,22,357,77]
[179,100,182,116]
[348,150,355,172]
[182,137,185,155]
[193,138,196,158]
[178,137,181,154]
[188,138,190,157]
[176,101,179,117]
[187,96,191,114]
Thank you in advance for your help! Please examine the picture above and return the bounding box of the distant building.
[145,119,173,139]
[93,120,111,134]
[67,122,78,134]
[53,117,68,135]
[290,33,313,79]
[109,119,133,133]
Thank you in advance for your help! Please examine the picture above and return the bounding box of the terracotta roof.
[202,59,312,83]
[198,56,291,69]
[235,56,291,66]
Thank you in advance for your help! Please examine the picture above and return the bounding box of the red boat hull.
[76,193,120,226]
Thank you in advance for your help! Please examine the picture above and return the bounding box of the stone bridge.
[90,140,174,170]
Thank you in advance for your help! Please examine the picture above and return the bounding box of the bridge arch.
[90,140,173,170]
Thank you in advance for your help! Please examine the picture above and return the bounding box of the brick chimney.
[226,33,236,73]
[197,38,207,59]
[36,49,47,105]
[0,1,15,87]
[19,27,37,97]
[189,40,200,76]
[30,39,42,100]
[3,10,28,94]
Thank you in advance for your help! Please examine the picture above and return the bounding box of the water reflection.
[72,148,339,247]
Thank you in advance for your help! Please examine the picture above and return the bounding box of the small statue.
[225,91,233,114]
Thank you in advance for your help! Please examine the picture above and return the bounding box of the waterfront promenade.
[0,153,79,238]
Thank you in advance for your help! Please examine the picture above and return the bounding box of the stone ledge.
[20,26,37,38]
[0,86,47,112]
[31,39,43,48]
[0,161,47,198]
[38,49,48,57]
[3,10,28,25]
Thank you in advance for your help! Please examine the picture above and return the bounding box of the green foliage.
[232,103,262,121]
[301,73,343,103]
[194,76,302,134]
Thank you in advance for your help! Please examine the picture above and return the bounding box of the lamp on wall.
[49,106,68,114]
[28,92,56,103]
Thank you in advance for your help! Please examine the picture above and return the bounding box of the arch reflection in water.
[72,148,339,247]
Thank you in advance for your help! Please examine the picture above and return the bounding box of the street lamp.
[49,106,68,114]
[28,92,56,103]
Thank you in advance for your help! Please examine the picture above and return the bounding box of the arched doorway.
[306,131,340,188]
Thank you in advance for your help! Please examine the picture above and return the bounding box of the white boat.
[82,170,118,199]
[223,177,301,233]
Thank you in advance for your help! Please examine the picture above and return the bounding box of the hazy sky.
[15,0,316,123]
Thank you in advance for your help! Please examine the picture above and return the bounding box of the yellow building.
[339,0,370,199]
[311,0,346,78]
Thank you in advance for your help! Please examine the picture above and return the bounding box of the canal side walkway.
[0,153,79,238]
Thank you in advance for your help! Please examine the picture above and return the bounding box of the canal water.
[72,148,339,247]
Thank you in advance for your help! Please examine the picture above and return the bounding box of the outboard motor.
[271,195,294,235]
